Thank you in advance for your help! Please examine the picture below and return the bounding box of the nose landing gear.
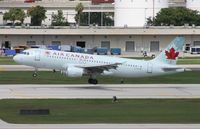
[88,78,98,84]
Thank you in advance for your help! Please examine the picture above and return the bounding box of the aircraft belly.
[112,67,145,78]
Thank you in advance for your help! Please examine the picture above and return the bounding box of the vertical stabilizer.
[153,37,185,65]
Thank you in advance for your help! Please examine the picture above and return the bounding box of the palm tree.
[75,3,84,26]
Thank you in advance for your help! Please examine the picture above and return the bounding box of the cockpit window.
[20,51,30,55]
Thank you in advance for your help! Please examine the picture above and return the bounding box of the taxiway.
[0,84,199,99]
[0,120,200,129]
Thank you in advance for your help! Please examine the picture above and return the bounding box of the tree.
[75,3,84,26]
[103,12,114,26]
[3,12,10,22]
[28,6,46,26]
[147,7,200,26]
[52,10,68,26]
[3,8,26,25]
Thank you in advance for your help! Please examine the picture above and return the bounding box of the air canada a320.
[13,37,185,84]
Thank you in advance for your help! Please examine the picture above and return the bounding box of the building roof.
[0,26,200,36]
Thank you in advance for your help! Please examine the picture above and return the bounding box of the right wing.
[75,62,122,74]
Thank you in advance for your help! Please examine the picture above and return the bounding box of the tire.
[32,73,37,77]
[93,79,98,84]
[88,78,98,84]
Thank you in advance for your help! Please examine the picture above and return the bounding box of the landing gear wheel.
[33,68,38,77]
[88,78,98,84]
[93,79,98,84]
[32,73,38,77]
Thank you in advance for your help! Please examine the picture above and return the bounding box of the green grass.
[179,56,200,59]
[124,57,153,60]
[0,71,200,84]
[0,57,17,65]
[177,59,200,64]
[1,99,200,124]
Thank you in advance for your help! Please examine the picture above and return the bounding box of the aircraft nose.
[13,55,21,63]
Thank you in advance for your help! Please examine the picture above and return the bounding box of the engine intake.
[64,66,84,77]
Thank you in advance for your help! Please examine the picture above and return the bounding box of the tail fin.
[153,36,185,65]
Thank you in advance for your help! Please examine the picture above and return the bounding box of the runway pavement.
[0,121,200,129]
[0,65,200,71]
[0,84,200,99]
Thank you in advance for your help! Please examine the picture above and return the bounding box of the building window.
[27,41,36,46]
[101,41,110,49]
[150,41,159,52]
[193,41,200,47]
[126,41,135,52]
[76,41,86,48]
[3,41,11,49]
[52,41,61,46]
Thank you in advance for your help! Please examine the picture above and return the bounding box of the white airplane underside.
[13,37,185,84]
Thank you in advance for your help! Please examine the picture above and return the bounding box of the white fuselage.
[13,49,182,78]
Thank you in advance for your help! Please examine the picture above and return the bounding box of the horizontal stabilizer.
[162,67,184,72]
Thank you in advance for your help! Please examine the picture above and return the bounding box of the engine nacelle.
[64,66,84,77]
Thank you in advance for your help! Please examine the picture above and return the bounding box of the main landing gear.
[32,72,38,77]
[32,68,38,77]
[88,78,98,84]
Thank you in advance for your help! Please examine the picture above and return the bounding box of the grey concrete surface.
[0,84,200,99]
[0,120,200,129]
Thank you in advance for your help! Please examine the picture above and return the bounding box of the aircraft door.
[147,62,153,73]
[79,58,86,64]
[35,50,41,61]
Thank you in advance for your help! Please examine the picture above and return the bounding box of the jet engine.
[64,66,84,77]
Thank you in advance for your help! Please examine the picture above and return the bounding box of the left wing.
[75,63,122,74]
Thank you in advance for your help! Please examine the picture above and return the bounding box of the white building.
[0,26,200,55]
[0,0,113,26]
[0,0,200,56]
[0,12,3,25]
[186,0,200,12]
[0,0,200,26]
[114,0,169,27]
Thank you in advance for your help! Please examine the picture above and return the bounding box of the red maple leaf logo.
[165,48,179,60]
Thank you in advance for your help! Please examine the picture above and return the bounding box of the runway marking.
[159,92,173,97]
[0,67,5,71]
[11,90,33,98]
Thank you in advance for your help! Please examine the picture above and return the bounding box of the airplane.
[13,37,185,84]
